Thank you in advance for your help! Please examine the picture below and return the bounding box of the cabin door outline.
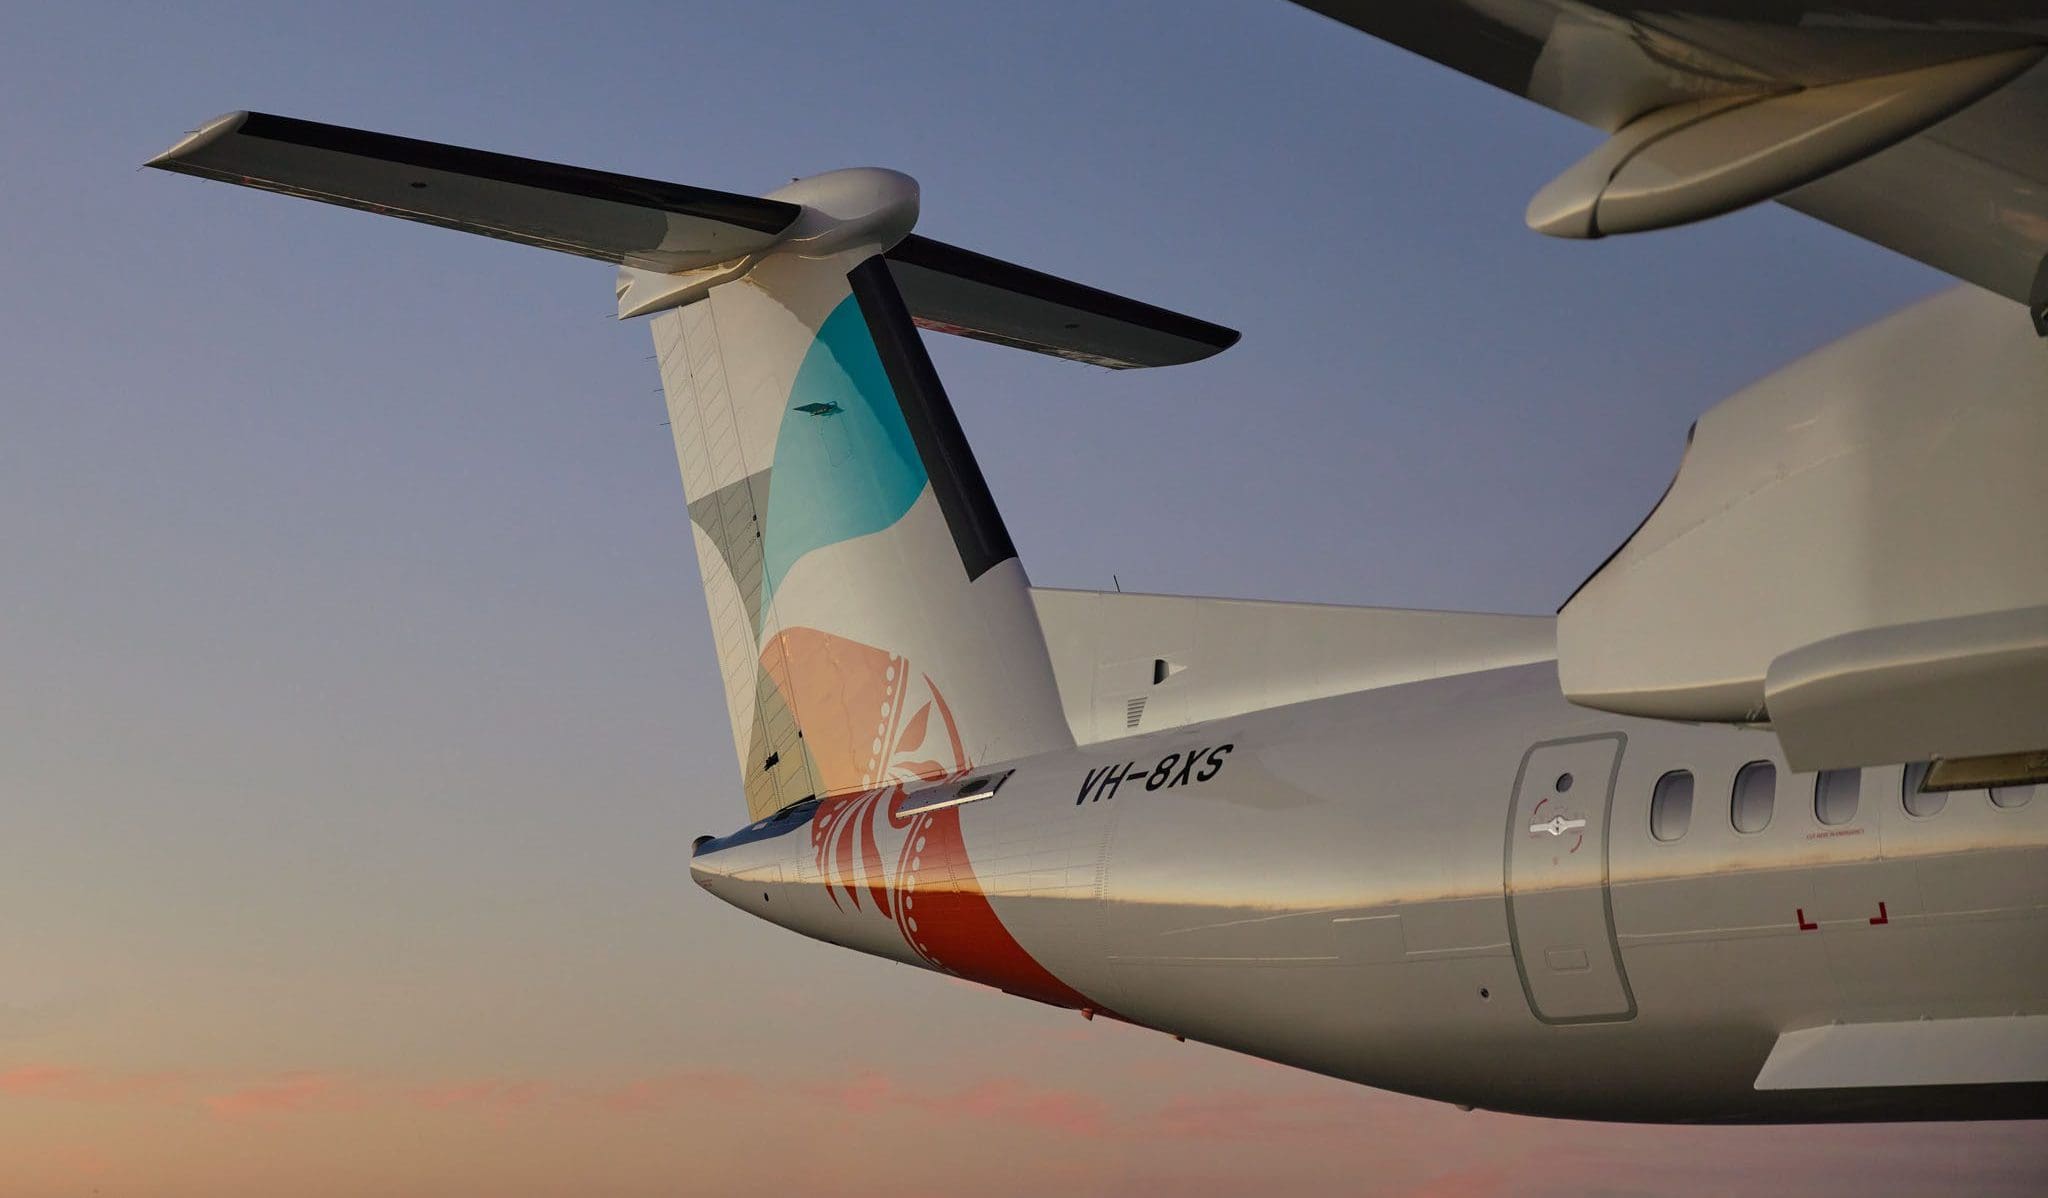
[1504,732,1637,1024]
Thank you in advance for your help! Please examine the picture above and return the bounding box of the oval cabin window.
[1901,761,1946,817]
[1814,767,1860,826]
[1990,783,2035,810]
[1731,761,1776,833]
[1651,770,1693,842]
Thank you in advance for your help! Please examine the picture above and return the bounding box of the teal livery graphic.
[760,295,925,620]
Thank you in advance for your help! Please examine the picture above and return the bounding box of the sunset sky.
[3,2,2042,1194]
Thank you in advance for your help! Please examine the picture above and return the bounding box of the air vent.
[898,769,1015,817]
[1125,697,1147,728]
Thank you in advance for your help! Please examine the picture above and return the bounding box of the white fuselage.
[692,661,2048,1122]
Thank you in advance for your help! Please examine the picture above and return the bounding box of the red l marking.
[1869,901,1889,926]
[1796,908,1818,931]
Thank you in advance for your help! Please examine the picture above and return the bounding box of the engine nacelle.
[1559,286,2048,771]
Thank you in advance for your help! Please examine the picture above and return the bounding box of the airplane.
[145,1,2046,1125]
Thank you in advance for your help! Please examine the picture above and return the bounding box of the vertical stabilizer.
[652,170,1073,817]
[145,117,1235,822]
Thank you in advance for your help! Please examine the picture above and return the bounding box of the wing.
[1296,2,2048,308]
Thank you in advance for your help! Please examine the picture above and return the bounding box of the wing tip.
[145,110,253,170]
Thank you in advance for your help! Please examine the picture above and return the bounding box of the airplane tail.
[146,113,1238,818]
[646,170,1075,817]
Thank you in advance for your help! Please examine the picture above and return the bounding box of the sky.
[0,2,2040,1195]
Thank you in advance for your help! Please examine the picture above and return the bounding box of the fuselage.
[145,98,2048,1130]
[692,660,2048,1123]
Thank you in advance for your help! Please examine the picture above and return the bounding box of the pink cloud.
[817,1069,894,1114]
[936,1077,1109,1137]
[2,1056,2044,1198]
[406,1077,553,1113]
[1399,1162,1518,1198]
[590,1068,749,1114]
[797,1066,1404,1144]
[0,1062,190,1105]
[1136,1088,1365,1141]
[0,1064,95,1099]
[0,1058,761,1124]
[203,1071,351,1118]
[809,1069,1111,1137]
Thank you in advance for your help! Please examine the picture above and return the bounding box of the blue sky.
[2,3,2030,1195]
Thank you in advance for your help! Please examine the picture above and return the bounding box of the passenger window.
[1650,770,1693,842]
[1814,768,1860,826]
[1901,761,1946,817]
[1732,761,1775,833]
[1990,783,2035,810]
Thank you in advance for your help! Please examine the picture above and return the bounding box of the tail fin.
[652,169,1073,816]
[145,113,1238,819]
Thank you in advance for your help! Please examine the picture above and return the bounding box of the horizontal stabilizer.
[885,235,1238,369]
[149,111,1237,369]
[147,111,800,272]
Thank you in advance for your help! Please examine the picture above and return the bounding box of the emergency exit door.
[1505,734,1636,1023]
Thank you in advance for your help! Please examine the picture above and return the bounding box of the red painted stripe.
[895,803,1103,1012]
